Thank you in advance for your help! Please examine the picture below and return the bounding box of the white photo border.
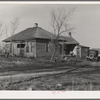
[0,1,100,99]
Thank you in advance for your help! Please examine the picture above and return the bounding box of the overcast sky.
[0,4,100,48]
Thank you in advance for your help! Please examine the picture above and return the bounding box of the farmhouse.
[3,23,79,58]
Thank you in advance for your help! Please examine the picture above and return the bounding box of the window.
[17,44,25,48]
[46,43,49,52]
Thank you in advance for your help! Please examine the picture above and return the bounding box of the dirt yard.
[0,56,100,90]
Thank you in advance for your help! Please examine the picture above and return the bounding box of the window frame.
[17,43,25,48]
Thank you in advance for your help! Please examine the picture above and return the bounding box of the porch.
[59,42,77,56]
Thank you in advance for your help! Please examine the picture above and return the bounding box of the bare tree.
[0,21,7,37]
[0,19,19,57]
[10,17,20,56]
[50,7,75,61]
[0,22,8,50]
[11,18,19,36]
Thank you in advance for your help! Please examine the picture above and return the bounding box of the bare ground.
[0,56,100,90]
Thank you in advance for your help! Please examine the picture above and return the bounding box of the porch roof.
[59,36,79,45]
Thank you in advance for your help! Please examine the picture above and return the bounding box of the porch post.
[12,42,14,56]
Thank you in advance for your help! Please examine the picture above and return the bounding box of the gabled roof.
[3,26,79,45]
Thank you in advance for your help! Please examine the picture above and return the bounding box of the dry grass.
[0,71,100,90]
[0,56,83,75]
[0,56,99,90]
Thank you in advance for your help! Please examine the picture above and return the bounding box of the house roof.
[78,45,90,48]
[3,27,55,42]
[3,26,79,44]
[59,36,79,44]
[91,48,100,53]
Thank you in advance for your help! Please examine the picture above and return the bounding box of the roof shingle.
[3,27,79,44]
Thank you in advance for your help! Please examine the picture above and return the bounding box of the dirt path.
[0,63,89,80]
[0,69,69,80]
[0,61,100,80]
[0,61,98,80]
[0,61,100,90]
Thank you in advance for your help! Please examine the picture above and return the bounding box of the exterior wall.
[77,46,81,58]
[5,41,36,57]
[5,40,61,58]
[5,43,11,54]
[81,47,89,59]
[36,40,52,58]
[36,39,62,58]
[13,42,21,56]
[74,45,89,59]
[25,41,36,57]
[5,39,74,58]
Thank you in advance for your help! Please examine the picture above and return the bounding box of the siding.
[24,41,36,57]
[5,39,62,58]
[81,47,89,59]
[13,43,21,56]
[7,41,36,57]
[74,45,89,58]
[36,42,52,58]
[36,41,62,58]
[7,42,21,56]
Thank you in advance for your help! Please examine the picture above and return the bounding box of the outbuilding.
[74,45,90,59]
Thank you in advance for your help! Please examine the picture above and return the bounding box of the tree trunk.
[50,44,58,62]
[50,48,56,62]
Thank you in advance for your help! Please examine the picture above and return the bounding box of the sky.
[0,3,100,48]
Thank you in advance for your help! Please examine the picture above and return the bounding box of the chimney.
[68,32,72,37]
[34,23,38,27]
